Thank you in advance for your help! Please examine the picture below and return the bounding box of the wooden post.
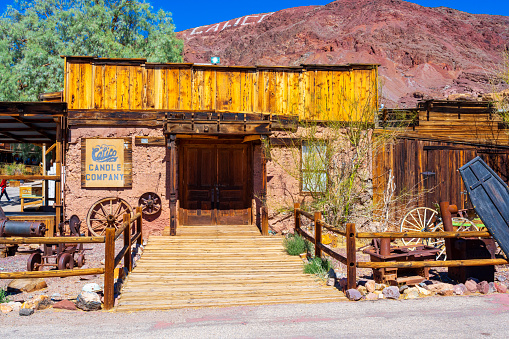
[261,143,269,236]
[104,226,115,310]
[54,123,62,238]
[123,213,132,273]
[346,223,357,290]
[294,203,300,233]
[314,212,322,258]
[42,144,46,206]
[136,206,143,246]
[168,135,177,236]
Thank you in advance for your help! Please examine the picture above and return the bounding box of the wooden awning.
[0,102,67,144]
[164,112,298,135]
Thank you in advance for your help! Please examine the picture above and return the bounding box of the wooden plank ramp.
[115,225,346,311]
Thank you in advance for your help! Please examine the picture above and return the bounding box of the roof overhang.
[0,102,67,144]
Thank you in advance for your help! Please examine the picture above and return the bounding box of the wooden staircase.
[115,225,346,311]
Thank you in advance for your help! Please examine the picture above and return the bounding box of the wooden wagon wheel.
[428,217,479,260]
[400,207,438,247]
[138,192,162,216]
[86,197,133,236]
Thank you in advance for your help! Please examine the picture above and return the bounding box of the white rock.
[82,283,102,293]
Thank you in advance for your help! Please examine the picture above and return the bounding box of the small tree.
[266,87,407,232]
[0,0,183,101]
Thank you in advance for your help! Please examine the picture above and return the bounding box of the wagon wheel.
[58,252,74,270]
[400,207,438,247]
[138,192,162,216]
[27,252,43,271]
[428,217,479,260]
[77,253,86,268]
[86,197,133,236]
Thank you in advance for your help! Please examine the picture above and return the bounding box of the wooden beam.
[0,237,104,244]
[357,258,509,269]
[0,175,60,180]
[11,116,56,141]
[0,268,105,279]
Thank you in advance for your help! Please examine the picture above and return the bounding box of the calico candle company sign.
[83,138,130,188]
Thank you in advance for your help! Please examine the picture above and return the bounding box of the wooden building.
[60,56,379,236]
[374,100,509,224]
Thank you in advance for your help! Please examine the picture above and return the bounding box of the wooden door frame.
[177,138,254,226]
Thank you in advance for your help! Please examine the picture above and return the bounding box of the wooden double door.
[179,141,252,225]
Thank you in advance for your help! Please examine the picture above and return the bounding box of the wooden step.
[115,226,345,312]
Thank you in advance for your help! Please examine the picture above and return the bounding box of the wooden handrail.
[356,231,492,238]
[104,206,143,310]
[0,268,105,279]
[357,258,509,269]
[322,223,347,237]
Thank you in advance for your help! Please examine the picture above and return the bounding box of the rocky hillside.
[177,0,509,108]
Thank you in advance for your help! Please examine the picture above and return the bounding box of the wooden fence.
[0,206,143,310]
[293,203,508,290]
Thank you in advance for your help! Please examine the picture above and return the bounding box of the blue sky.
[0,0,507,31]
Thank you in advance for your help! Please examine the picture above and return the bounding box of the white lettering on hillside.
[189,12,274,36]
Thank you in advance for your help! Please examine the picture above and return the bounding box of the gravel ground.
[0,239,125,302]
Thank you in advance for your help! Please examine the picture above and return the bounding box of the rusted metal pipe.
[380,238,391,256]
[439,201,454,259]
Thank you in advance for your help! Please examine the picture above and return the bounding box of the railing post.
[294,203,301,234]
[123,213,132,273]
[104,226,115,310]
[136,206,143,246]
[314,212,322,258]
[346,223,357,290]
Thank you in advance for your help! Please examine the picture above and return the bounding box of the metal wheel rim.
[400,207,438,247]
[86,197,133,237]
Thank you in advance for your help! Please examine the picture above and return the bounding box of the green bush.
[303,257,332,280]
[0,288,8,304]
[283,234,312,255]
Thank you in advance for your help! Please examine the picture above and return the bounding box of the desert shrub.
[283,234,312,255]
[303,257,332,280]
[0,288,8,303]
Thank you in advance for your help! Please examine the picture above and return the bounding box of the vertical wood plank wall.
[373,137,509,227]
[63,57,378,121]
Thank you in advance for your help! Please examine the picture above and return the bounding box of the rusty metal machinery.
[0,206,47,238]
[363,238,440,285]
[138,192,162,216]
[27,215,88,271]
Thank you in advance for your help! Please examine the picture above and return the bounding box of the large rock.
[477,281,490,294]
[365,280,376,293]
[7,278,47,293]
[357,286,368,296]
[346,289,362,301]
[495,282,508,294]
[21,295,48,310]
[415,285,432,296]
[53,299,77,311]
[19,308,34,316]
[403,287,420,299]
[76,292,102,311]
[426,283,454,293]
[453,284,467,295]
[0,304,13,314]
[465,280,478,293]
[382,286,400,300]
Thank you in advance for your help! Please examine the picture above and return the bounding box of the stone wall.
[65,127,169,236]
